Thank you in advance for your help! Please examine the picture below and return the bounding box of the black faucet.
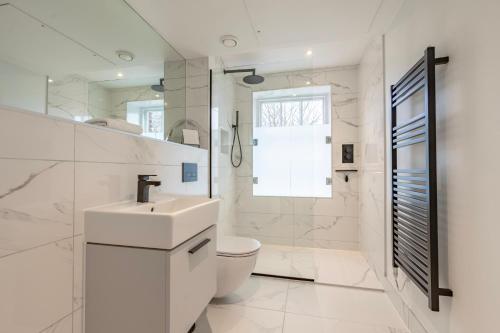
[137,175,161,203]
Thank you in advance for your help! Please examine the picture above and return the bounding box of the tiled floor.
[254,244,383,290]
[195,276,408,333]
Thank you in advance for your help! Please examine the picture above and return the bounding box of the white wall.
[0,107,209,333]
[232,66,360,249]
[359,0,500,332]
[0,60,46,114]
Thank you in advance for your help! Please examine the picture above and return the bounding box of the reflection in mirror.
[0,0,187,141]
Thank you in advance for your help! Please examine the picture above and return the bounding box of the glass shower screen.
[252,86,332,198]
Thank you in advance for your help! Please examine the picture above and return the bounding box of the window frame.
[255,93,329,128]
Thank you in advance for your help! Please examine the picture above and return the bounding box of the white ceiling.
[125,0,404,73]
[0,0,183,87]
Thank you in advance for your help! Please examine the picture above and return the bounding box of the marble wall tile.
[331,93,358,119]
[0,160,74,257]
[0,238,73,333]
[186,75,209,108]
[184,166,209,195]
[186,105,209,149]
[332,117,359,143]
[74,123,208,166]
[294,238,358,250]
[235,177,293,214]
[293,194,358,217]
[187,57,209,78]
[73,235,84,310]
[0,108,75,161]
[166,59,186,80]
[110,85,162,119]
[48,75,89,121]
[48,94,88,121]
[88,84,112,119]
[72,308,83,333]
[358,36,386,278]
[228,66,360,249]
[40,312,73,333]
[185,58,209,149]
[165,77,186,109]
[2,106,210,333]
[234,146,253,177]
[294,215,358,243]
[234,213,294,240]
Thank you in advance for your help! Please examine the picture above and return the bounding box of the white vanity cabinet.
[85,226,216,333]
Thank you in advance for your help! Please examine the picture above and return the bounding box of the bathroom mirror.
[0,0,187,142]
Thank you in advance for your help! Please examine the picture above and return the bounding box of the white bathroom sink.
[84,194,220,249]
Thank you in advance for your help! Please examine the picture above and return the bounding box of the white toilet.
[214,236,261,298]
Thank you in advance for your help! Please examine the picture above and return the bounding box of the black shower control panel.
[342,144,354,164]
[182,163,198,182]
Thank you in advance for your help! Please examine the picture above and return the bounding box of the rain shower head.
[224,68,265,85]
[151,78,164,92]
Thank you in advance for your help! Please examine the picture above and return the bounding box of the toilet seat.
[217,236,261,257]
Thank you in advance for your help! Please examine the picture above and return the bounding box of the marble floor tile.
[253,244,295,278]
[254,244,383,290]
[283,313,409,333]
[211,276,289,311]
[314,248,383,290]
[285,282,406,329]
[198,304,284,333]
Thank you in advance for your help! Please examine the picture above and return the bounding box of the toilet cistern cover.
[217,236,261,256]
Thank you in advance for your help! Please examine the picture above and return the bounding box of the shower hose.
[231,112,242,168]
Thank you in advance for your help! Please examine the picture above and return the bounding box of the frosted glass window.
[253,86,332,198]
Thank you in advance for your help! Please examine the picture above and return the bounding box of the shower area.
[210,56,383,289]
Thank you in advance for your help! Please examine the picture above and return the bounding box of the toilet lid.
[217,236,261,256]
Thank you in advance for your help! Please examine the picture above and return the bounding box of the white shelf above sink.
[84,194,220,250]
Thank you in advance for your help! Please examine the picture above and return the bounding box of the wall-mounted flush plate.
[342,144,354,164]
[182,163,198,182]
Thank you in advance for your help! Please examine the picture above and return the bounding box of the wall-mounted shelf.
[335,169,358,182]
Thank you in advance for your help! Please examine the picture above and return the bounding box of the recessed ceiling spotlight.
[116,50,135,62]
[306,49,313,56]
[306,81,311,85]
[155,94,160,98]
[220,35,239,48]
[48,78,53,83]
[117,72,124,78]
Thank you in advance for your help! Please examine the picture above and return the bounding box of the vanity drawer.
[166,225,216,332]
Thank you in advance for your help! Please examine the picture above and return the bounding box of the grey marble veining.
[230,66,360,249]
[0,105,209,333]
[0,160,73,257]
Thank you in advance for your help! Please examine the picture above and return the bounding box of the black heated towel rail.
[391,47,452,311]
